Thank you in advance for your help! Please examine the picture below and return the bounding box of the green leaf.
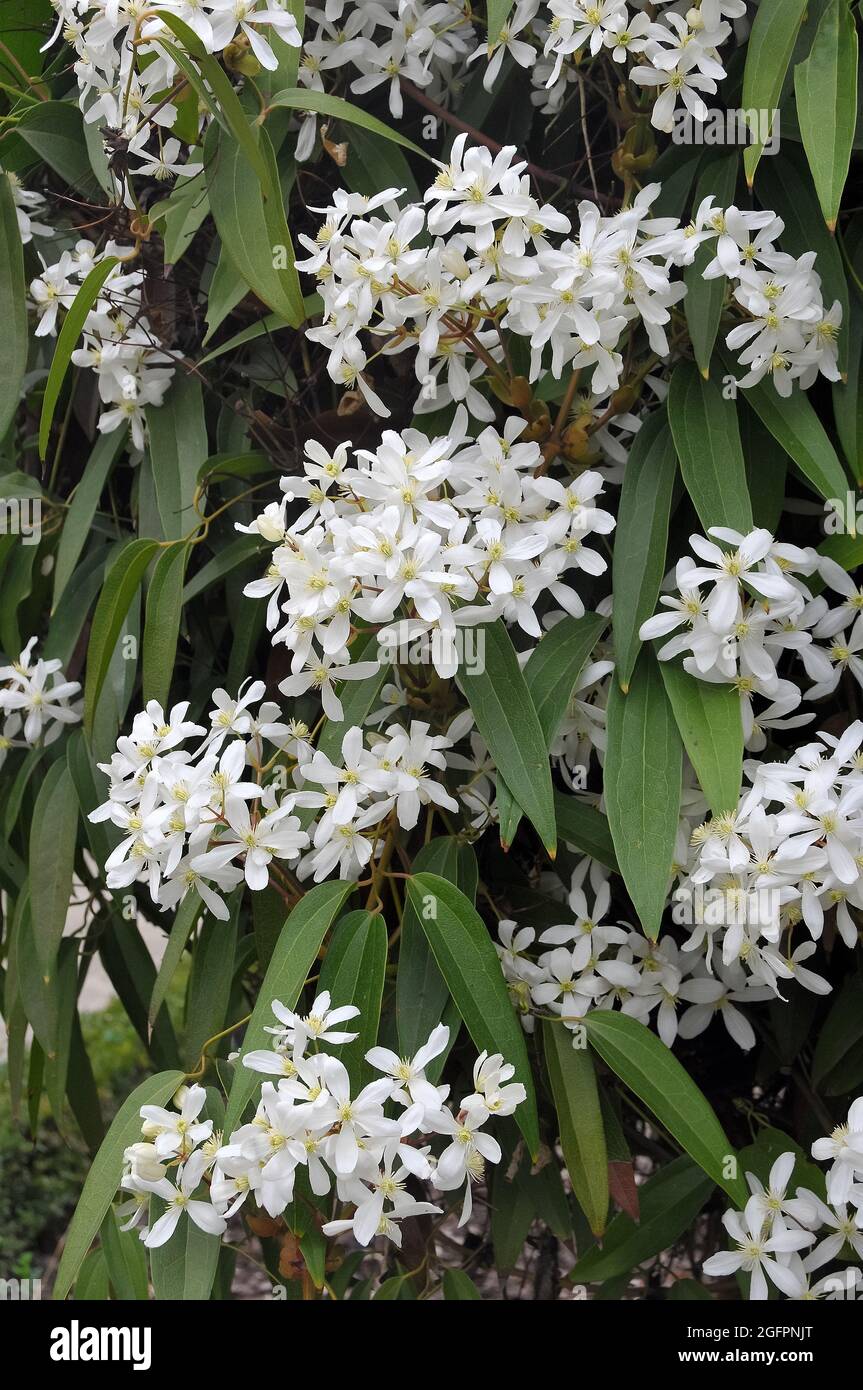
[75,1249,110,1301]
[406,872,539,1156]
[149,1196,222,1301]
[794,0,858,230]
[732,361,849,504]
[554,792,618,872]
[204,121,304,326]
[143,543,188,709]
[683,152,739,375]
[100,1207,149,1301]
[153,173,210,264]
[15,101,98,195]
[53,1069,186,1299]
[458,619,556,855]
[147,371,207,540]
[149,891,202,1031]
[39,256,119,459]
[659,662,743,819]
[267,87,428,158]
[612,406,677,691]
[52,428,126,612]
[183,894,240,1069]
[498,612,606,847]
[0,170,28,439]
[84,538,159,732]
[668,362,752,533]
[397,837,475,1064]
[543,1021,608,1237]
[571,1156,715,1284]
[224,880,354,1132]
[29,762,78,974]
[605,648,681,940]
[443,1269,482,1300]
[319,911,387,1088]
[583,1011,748,1205]
[487,1,514,40]
[742,0,809,186]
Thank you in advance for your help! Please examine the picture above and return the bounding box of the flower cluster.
[118,1003,525,1249]
[0,637,81,769]
[703,1103,863,1300]
[49,1,747,174]
[496,856,778,1053]
[46,0,300,158]
[240,417,616,679]
[89,685,460,909]
[641,527,860,750]
[543,0,747,131]
[29,239,174,448]
[674,721,863,987]
[299,161,839,422]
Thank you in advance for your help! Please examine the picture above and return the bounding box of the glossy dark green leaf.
[147,372,207,541]
[143,543,188,709]
[742,0,808,186]
[0,169,27,439]
[458,619,556,855]
[498,612,606,846]
[319,911,386,1088]
[794,0,858,229]
[668,362,752,533]
[584,1012,748,1205]
[659,662,743,818]
[407,872,539,1156]
[605,648,681,940]
[84,538,159,732]
[554,792,618,872]
[29,761,78,973]
[544,1021,608,1237]
[39,256,119,459]
[52,428,126,612]
[397,836,476,1069]
[612,406,677,691]
[267,87,427,157]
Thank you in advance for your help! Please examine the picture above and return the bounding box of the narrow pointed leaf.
[659,662,743,818]
[605,648,681,940]
[543,1021,608,1237]
[406,872,539,1156]
[794,0,858,230]
[668,362,752,533]
[458,619,556,855]
[498,612,606,845]
[612,406,677,691]
[583,1011,748,1205]
[83,538,159,731]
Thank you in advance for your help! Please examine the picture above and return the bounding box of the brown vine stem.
[398,78,617,207]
